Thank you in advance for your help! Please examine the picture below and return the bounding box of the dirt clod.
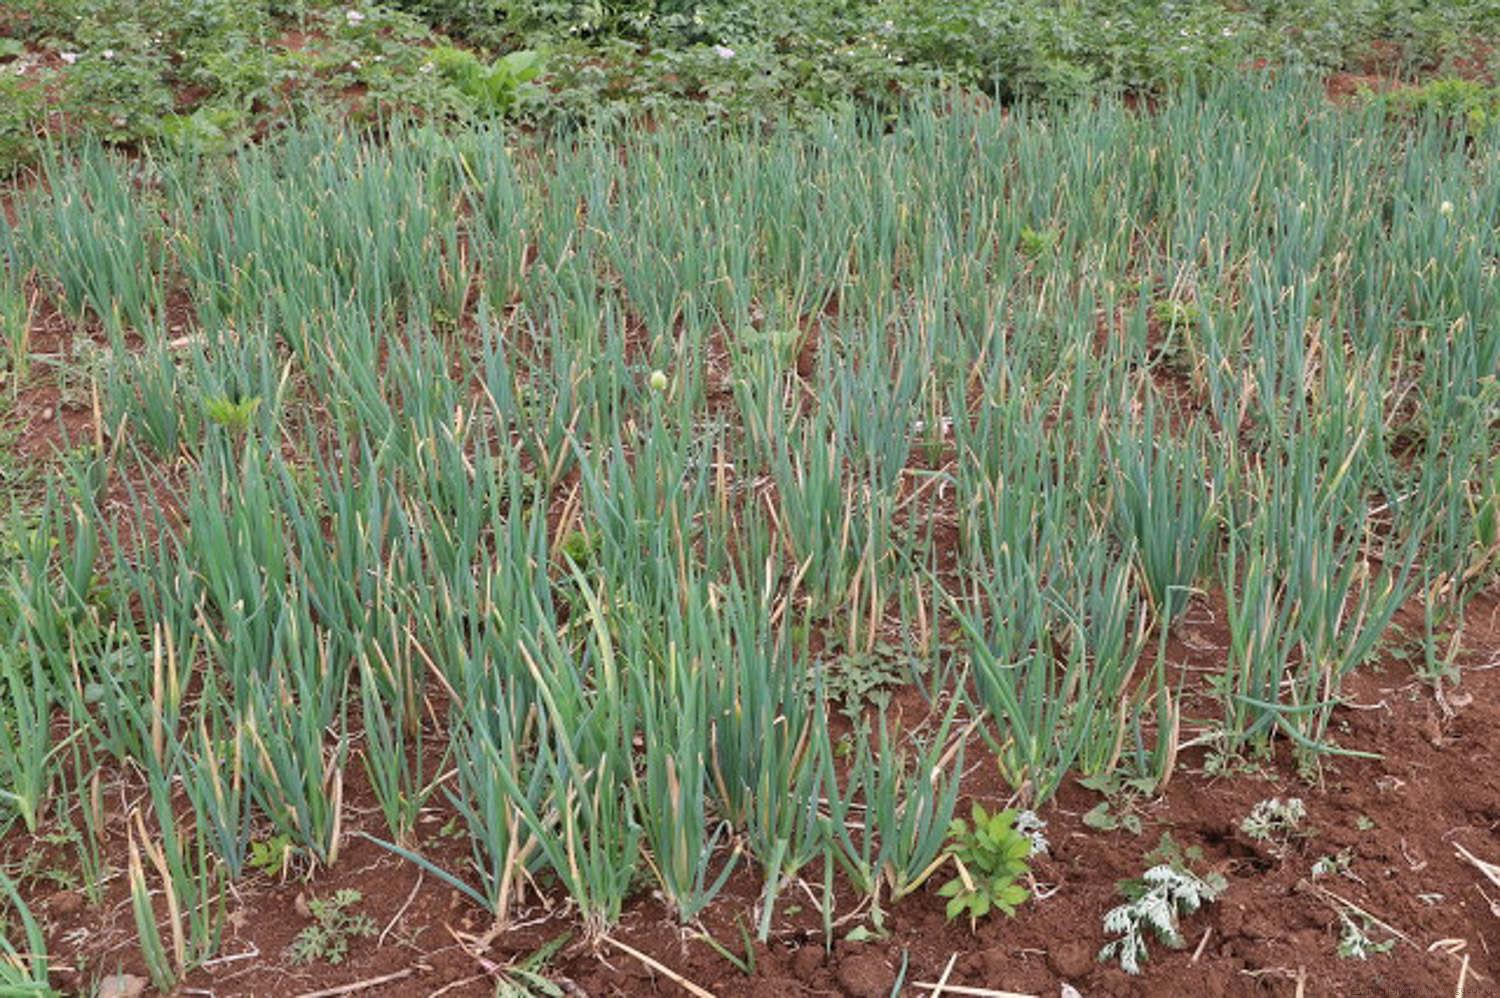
[835,949,894,997]
[1046,939,1095,981]
[44,890,84,917]
[790,942,824,978]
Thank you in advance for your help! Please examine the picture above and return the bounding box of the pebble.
[1046,939,1095,981]
[96,974,147,998]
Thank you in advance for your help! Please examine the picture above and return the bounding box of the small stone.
[1046,940,1094,981]
[96,974,147,998]
[40,406,54,421]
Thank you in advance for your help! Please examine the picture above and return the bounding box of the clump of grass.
[0,870,50,993]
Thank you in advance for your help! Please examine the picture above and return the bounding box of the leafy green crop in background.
[1383,76,1500,131]
[2,0,1497,170]
[432,44,545,113]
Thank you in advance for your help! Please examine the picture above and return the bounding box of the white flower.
[101,49,115,60]
[419,61,434,74]
[1222,27,1234,37]
[345,9,365,25]
[712,44,735,59]
[1439,200,1454,216]
[60,51,79,65]
[350,59,362,69]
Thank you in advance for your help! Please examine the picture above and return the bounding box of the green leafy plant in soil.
[289,890,377,965]
[1380,77,1500,132]
[1098,836,1227,976]
[1239,797,1309,847]
[937,804,1035,929]
[1337,911,1395,960]
[431,44,545,114]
